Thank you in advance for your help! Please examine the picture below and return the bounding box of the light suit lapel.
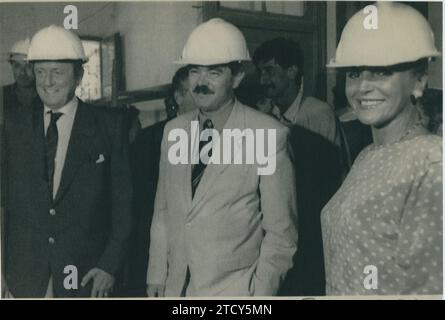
[171,110,198,215]
[191,100,245,209]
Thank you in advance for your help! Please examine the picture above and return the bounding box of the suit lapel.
[179,116,195,215]
[53,101,95,204]
[31,99,46,160]
[31,99,52,202]
[191,100,245,207]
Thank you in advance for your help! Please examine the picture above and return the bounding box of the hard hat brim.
[8,53,28,62]
[174,58,250,66]
[27,58,89,64]
[326,52,441,68]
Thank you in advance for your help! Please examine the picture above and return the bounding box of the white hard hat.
[9,38,31,57]
[176,18,251,65]
[328,2,440,67]
[27,25,87,62]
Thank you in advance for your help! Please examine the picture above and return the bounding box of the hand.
[147,284,165,297]
[81,268,115,298]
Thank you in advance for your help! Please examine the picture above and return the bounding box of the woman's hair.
[340,58,429,75]
[420,88,442,134]
[407,58,429,76]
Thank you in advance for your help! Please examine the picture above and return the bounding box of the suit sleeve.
[146,126,169,286]
[96,113,133,275]
[253,126,298,296]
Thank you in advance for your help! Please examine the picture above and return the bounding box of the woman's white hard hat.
[327,2,440,68]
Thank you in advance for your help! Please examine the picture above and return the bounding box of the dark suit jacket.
[124,120,167,296]
[279,124,343,296]
[3,99,132,297]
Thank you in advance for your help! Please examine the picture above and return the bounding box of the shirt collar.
[44,95,78,119]
[272,80,304,123]
[197,98,235,133]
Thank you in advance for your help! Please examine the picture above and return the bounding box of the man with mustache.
[146,18,297,297]
[253,38,339,145]
[2,25,132,298]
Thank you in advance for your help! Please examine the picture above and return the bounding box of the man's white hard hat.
[176,18,251,65]
[9,38,31,59]
[27,25,87,62]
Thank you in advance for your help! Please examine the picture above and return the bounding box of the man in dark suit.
[2,25,132,298]
[279,125,343,296]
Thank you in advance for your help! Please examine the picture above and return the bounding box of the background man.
[253,38,346,296]
[253,38,339,145]
[1,38,37,113]
[2,25,132,298]
[147,18,297,297]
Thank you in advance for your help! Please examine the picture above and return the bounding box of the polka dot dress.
[321,134,443,295]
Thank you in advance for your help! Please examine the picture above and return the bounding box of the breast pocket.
[212,164,253,197]
[76,152,111,188]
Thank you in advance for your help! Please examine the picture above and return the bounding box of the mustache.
[193,85,214,95]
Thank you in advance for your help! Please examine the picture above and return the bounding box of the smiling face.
[188,64,244,113]
[345,67,426,128]
[34,61,81,110]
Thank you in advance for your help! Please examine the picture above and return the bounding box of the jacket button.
[48,237,55,244]
[49,209,56,216]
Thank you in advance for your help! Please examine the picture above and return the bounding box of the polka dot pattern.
[321,135,443,295]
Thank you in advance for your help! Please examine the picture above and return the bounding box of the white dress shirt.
[44,96,78,199]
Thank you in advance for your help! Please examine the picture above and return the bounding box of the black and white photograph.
[0,0,443,300]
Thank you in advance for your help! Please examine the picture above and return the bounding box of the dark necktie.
[45,111,63,196]
[191,119,213,198]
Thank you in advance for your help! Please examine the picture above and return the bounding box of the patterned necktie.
[45,111,63,196]
[191,119,214,198]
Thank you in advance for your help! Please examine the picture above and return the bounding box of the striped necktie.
[191,119,213,198]
[45,111,63,196]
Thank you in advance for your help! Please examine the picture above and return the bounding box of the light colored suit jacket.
[147,100,297,297]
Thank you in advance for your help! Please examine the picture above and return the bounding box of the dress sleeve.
[394,159,442,295]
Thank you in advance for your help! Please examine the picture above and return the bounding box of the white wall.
[115,1,202,126]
